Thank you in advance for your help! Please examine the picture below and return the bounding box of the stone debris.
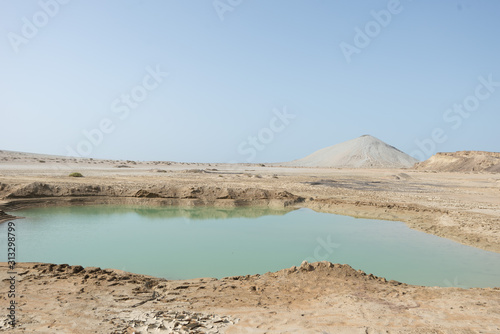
[118,310,237,334]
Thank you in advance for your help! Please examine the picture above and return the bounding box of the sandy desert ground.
[0,151,499,333]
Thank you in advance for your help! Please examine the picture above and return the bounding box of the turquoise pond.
[1,205,500,288]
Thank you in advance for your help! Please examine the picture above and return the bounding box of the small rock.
[300,261,313,271]
[84,267,101,274]
[71,265,84,274]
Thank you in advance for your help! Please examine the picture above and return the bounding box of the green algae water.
[2,206,500,288]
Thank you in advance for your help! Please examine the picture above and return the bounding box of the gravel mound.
[284,135,418,168]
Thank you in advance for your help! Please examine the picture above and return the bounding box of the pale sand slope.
[416,151,500,173]
[283,135,419,168]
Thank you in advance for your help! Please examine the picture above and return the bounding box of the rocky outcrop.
[415,151,500,173]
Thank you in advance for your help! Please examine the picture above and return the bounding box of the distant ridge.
[415,151,500,173]
[284,135,418,168]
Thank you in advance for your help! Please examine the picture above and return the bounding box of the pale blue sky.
[1,0,499,162]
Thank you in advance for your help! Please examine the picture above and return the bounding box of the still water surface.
[2,205,500,288]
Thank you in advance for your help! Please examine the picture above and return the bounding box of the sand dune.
[284,135,418,168]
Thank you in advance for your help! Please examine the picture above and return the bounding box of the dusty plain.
[0,151,499,333]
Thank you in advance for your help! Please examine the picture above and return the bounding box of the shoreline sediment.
[1,180,498,253]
